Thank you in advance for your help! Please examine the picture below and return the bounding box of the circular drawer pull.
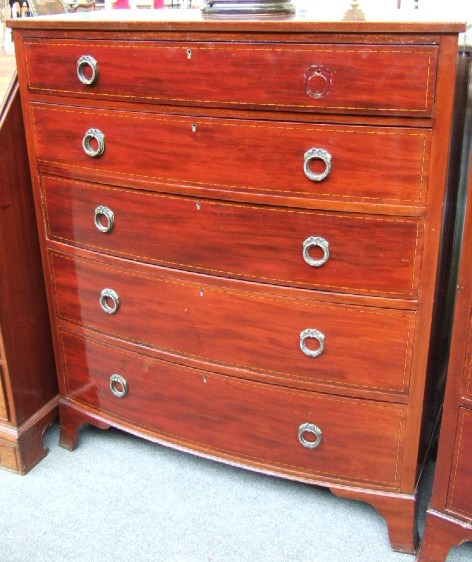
[302,236,329,267]
[304,65,333,100]
[94,205,114,233]
[77,55,98,85]
[82,128,105,158]
[303,148,332,182]
[298,422,323,449]
[99,288,120,314]
[109,374,128,398]
[300,328,325,358]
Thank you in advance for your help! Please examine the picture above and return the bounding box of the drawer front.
[446,407,472,519]
[23,40,437,117]
[42,175,424,299]
[32,104,431,208]
[50,251,415,395]
[60,329,407,488]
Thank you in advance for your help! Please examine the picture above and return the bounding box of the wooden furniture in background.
[9,11,465,550]
[418,51,472,562]
[0,59,57,474]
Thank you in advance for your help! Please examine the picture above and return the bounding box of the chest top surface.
[6,8,466,33]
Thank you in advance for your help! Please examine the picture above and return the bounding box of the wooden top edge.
[7,9,467,33]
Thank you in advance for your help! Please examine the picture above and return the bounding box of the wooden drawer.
[23,39,437,117]
[42,175,424,299]
[446,407,472,519]
[59,328,407,488]
[32,104,432,208]
[50,250,415,396]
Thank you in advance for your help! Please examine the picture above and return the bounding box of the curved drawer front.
[42,175,424,299]
[60,329,406,489]
[24,40,437,117]
[50,251,415,395]
[32,104,431,208]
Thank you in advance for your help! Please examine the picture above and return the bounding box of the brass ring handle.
[302,236,329,267]
[77,55,98,85]
[82,128,105,158]
[94,205,114,233]
[300,328,325,358]
[298,422,323,449]
[109,374,128,398]
[303,148,332,182]
[99,288,120,314]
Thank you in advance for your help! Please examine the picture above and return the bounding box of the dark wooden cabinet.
[9,11,465,551]
[0,65,57,474]
[418,51,472,562]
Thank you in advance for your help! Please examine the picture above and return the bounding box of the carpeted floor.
[0,422,471,562]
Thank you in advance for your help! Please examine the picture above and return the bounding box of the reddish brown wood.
[461,316,472,400]
[23,39,438,116]
[31,104,432,209]
[392,34,463,495]
[445,408,472,518]
[418,510,472,562]
[418,52,472,557]
[333,486,418,554]
[49,249,416,397]
[41,175,425,299]
[58,401,110,450]
[9,12,465,552]
[0,368,8,420]
[0,67,58,474]
[0,400,57,474]
[59,328,407,488]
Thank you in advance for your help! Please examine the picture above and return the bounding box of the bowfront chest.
[9,11,465,552]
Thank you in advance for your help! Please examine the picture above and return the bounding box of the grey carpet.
[1,422,471,562]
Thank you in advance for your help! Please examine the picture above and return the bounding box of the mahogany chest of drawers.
[0,67,57,474]
[9,10,465,551]
[418,51,472,562]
